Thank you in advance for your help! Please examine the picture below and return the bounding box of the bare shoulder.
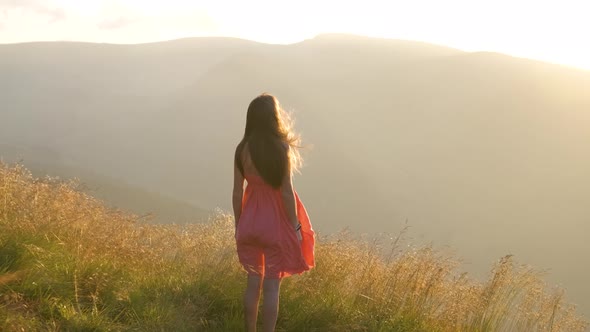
[235,140,247,155]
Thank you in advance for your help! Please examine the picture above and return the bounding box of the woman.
[233,93,315,332]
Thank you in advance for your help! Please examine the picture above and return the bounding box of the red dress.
[235,173,315,279]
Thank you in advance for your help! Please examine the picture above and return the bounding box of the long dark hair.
[235,93,301,188]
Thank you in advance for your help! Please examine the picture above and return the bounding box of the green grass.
[0,163,587,331]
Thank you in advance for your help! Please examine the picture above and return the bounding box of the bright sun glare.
[1,0,589,70]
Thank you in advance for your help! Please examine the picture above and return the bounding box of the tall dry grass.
[0,163,587,331]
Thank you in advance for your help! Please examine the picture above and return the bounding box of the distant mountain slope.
[0,144,210,224]
[1,34,590,317]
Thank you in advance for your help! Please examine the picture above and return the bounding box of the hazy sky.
[1,0,589,70]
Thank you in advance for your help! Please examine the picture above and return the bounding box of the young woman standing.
[233,93,315,332]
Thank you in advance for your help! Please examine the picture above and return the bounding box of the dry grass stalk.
[0,163,587,331]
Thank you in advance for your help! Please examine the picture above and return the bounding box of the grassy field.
[0,163,587,331]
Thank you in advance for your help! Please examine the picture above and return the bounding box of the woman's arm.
[281,167,303,241]
[280,149,302,241]
[232,162,244,227]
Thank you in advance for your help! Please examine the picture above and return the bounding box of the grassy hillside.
[2,33,590,320]
[0,144,210,224]
[0,163,587,331]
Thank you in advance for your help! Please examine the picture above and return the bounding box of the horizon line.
[1,33,588,72]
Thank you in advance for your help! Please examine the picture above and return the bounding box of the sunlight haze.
[3,0,590,325]
[1,0,589,69]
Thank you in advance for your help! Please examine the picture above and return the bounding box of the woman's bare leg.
[244,275,263,331]
[262,278,281,332]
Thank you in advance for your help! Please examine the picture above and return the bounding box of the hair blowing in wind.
[235,93,302,188]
